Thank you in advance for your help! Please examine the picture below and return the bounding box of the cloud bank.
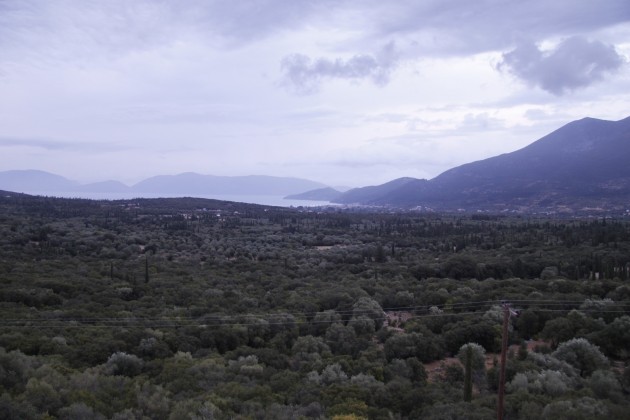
[499,37,625,95]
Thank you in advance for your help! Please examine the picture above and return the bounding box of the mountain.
[335,177,422,204]
[0,170,328,198]
[131,173,327,196]
[285,187,343,201]
[334,116,630,211]
[0,170,78,193]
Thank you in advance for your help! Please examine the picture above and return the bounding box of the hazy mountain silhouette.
[0,170,78,193]
[131,173,326,196]
[285,187,343,201]
[2,116,628,211]
[333,116,630,211]
[334,177,422,204]
[0,170,327,197]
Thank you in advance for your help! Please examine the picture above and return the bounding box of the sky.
[1,0,629,188]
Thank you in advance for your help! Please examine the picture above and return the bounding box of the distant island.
[284,187,343,202]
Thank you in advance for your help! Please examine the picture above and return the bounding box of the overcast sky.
[1,0,629,187]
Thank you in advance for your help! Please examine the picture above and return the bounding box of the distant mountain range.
[0,170,326,197]
[294,116,630,212]
[3,115,629,212]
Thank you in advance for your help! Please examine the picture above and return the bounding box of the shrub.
[104,352,144,377]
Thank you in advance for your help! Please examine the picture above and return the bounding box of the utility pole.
[497,303,510,420]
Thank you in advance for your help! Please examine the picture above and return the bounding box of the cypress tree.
[464,345,473,402]
[145,256,149,283]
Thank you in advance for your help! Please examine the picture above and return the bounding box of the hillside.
[334,116,630,211]
[284,187,343,201]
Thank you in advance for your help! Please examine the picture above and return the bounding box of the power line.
[0,299,627,329]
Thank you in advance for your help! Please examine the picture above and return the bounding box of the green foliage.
[541,397,608,420]
[457,343,486,372]
[420,401,495,419]
[552,338,609,377]
[587,369,622,400]
[457,343,485,402]
[0,348,37,393]
[508,369,574,397]
[0,194,629,417]
[592,315,630,359]
[384,332,444,363]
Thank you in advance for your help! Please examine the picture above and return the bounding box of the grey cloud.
[0,137,127,152]
[0,0,344,60]
[281,42,399,94]
[0,1,174,68]
[3,0,628,88]
[0,138,70,151]
[198,0,345,44]
[371,0,630,56]
[2,0,629,63]
[277,0,629,93]
[498,37,625,95]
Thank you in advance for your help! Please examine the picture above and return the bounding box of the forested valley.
[1,193,630,419]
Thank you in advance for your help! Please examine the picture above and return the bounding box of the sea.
[27,191,334,208]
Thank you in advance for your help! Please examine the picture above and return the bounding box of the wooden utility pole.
[497,303,510,420]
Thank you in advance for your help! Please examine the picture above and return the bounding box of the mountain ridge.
[332,115,630,211]
[2,115,629,211]
[0,171,328,197]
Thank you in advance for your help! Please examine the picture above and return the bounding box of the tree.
[384,332,444,363]
[594,315,630,359]
[104,352,144,377]
[310,310,342,337]
[23,378,62,416]
[541,397,608,420]
[552,338,609,377]
[325,324,359,356]
[516,309,541,339]
[443,255,477,279]
[541,317,574,348]
[291,335,330,371]
[0,348,36,393]
[508,369,574,397]
[443,319,499,354]
[58,402,106,420]
[587,369,622,400]
[351,297,385,332]
[457,343,486,401]
[145,255,150,283]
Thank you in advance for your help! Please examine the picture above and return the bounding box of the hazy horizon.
[1,1,629,187]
